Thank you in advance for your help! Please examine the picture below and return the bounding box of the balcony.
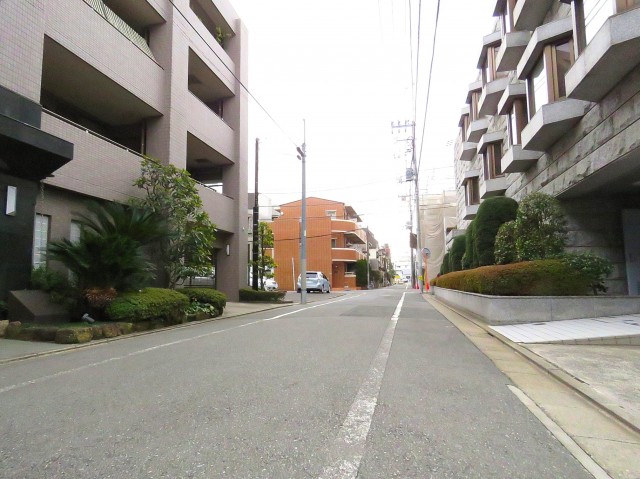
[467,118,489,143]
[497,82,527,115]
[496,31,532,72]
[480,177,508,198]
[331,219,366,244]
[187,93,234,162]
[513,0,556,31]
[502,145,543,173]
[517,18,574,80]
[566,7,640,102]
[521,99,592,151]
[478,77,510,116]
[445,229,465,247]
[458,105,470,127]
[460,142,478,162]
[197,183,235,233]
[332,248,366,263]
[477,131,504,155]
[463,204,479,220]
[477,31,502,69]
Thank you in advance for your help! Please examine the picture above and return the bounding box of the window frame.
[507,97,529,146]
[464,177,480,206]
[483,142,504,180]
[33,213,50,269]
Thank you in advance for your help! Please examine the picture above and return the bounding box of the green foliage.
[0,300,6,319]
[250,222,277,290]
[514,192,566,261]
[462,222,476,270]
[494,220,517,265]
[178,287,227,314]
[440,252,450,275]
[184,301,219,317]
[560,252,614,295]
[30,266,69,292]
[474,197,519,266]
[433,260,592,296]
[131,157,217,289]
[449,234,466,272]
[105,288,189,323]
[239,288,286,302]
[48,201,167,292]
[355,259,369,287]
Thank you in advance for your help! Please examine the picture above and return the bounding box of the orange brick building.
[271,197,367,291]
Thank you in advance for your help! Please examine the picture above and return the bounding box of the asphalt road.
[0,286,593,478]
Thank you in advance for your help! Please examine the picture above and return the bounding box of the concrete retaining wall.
[433,287,640,325]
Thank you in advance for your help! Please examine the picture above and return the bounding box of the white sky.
[231,0,496,260]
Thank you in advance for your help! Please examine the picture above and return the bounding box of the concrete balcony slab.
[479,77,510,116]
[477,131,505,154]
[467,118,489,143]
[517,17,574,80]
[502,145,543,173]
[521,99,592,151]
[477,30,502,68]
[496,31,532,72]
[463,204,479,220]
[460,142,478,162]
[497,82,527,115]
[480,176,508,198]
[513,0,555,31]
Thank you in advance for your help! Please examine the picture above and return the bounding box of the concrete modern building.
[420,190,457,281]
[453,0,640,295]
[0,0,248,300]
[270,197,368,291]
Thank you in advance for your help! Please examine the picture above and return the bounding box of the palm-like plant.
[48,201,169,294]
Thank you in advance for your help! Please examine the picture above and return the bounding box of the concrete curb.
[0,301,295,366]
[424,294,640,436]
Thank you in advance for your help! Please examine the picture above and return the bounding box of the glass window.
[554,40,574,99]
[326,210,337,218]
[508,98,528,146]
[530,57,549,114]
[33,214,50,268]
[465,178,480,205]
[70,220,82,244]
[331,238,337,248]
[483,143,504,179]
[470,91,481,121]
[584,0,614,45]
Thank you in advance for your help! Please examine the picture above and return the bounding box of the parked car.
[297,271,331,293]
[263,277,278,291]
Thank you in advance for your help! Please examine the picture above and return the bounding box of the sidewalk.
[425,293,640,434]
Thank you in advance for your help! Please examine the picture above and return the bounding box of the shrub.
[355,259,368,287]
[449,234,466,272]
[494,220,517,265]
[462,221,475,270]
[30,267,69,292]
[440,252,450,275]
[514,192,566,261]
[474,197,518,266]
[0,300,7,319]
[239,288,286,302]
[560,252,614,295]
[432,260,592,296]
[178,288,227,314]
[106,288,189,323]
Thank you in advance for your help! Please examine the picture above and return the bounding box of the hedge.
[474,197,518,266]
[239,288,286,302]
[449,234,466,272]
[431,260,592,296]
[178,288,227,314]
[106,288,189,323]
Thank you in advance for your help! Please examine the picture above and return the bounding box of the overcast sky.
[231,0,496,259]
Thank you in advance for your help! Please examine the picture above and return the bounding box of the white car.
[297,271,331,293]
[263,277,278,291]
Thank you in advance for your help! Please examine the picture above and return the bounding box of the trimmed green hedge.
[178,288,227,314]
[431,260,592,296]
[474,197,518,266]
[106,288,189,323]
[239,288,286,302]
[449,234,466,272]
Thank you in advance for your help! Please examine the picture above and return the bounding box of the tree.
[462,221,476,270]
[514,192,566,261]
[494,220,517,265]
[131,158,217,288]
[449,234,466,272]
[473,196,518,266]
[355,259,368,287]
[250,222,277,290]
[48,201,168,306]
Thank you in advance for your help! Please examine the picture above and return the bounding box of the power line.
[412,0,423,125]
[417,0,442,173]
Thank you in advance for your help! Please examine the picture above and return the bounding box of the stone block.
[117,323,133,335]
[31,327,57,342]
[8,290,69,324]
[101,323,120,338]
[55,328,92,344]
[0,320,8,337]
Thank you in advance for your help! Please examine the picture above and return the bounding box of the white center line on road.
[0,293,367,395]
[319,292,406,479]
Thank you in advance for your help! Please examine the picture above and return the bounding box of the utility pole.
[297,120,307,304]
[252,138,259,290]
[392,120,423,292]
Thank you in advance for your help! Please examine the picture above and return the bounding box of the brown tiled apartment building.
[0,0,248,300]
[270,198,368,291]
[453,0,640,294]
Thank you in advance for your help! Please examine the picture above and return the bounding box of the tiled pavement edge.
[424,294,640,436]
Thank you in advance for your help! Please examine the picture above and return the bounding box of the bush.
[514,192,566,261]
[474,197,518,266]
[178,288,227,314]
[560,252,613,295]
[30,267,69,292]
[355,259,368,287]
[106,288,189,323]
[239,288,286,302]
[432,260,592,296]
[441,252,450,275]
[494,220,517,265]
[462,221,475,270]
[0,300,7,319]
[449,234,466,272]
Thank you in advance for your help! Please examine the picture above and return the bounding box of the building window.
[460,114,470,141]
[527,38,575,115]
[470,90,481,121]
[482,45,507,84]
[326,210,337,218]
[331,238,337,248]
[507,98,528,146]
[464,177,480,205]
[483,142,504,179]
[33,214,50,268]
[575,0,640,52]
[500,0,518,34]
[70,220,82,244]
